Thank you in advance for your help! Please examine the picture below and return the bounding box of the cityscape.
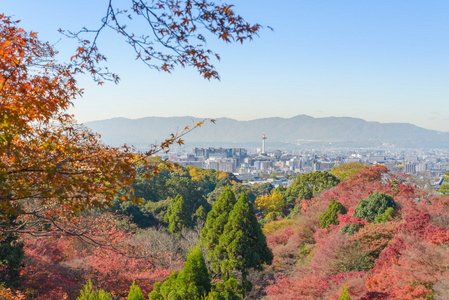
[169,133,448,189]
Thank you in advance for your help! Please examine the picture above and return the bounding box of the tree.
[255,189,285,219]
[76,280,112,300]
[0,15,205,240]
[331,162,366,182]
[338,284,351,300]
[58,1,262,82]
[215,193,273,294]
[127,281,144,300]
[149,244,211,300]
[284,171,339,203]
[353,192,395,223]
[319,200,347,229]
[200,186,237,268]
[164,194,190,235]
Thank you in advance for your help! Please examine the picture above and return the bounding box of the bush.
[320,200,347,229]
[353,192,395,222]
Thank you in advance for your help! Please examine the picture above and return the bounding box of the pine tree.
[200,186,237,270]
[149,244,212,299]
[216,193,273,294]
[164,194,191,235]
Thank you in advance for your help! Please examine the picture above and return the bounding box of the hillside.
[84,115,449,148]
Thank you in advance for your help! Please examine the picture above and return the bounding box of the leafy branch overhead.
[0,14,212,243]
[61,0,262,82]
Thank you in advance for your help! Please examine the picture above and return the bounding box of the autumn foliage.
[264,165,449,299]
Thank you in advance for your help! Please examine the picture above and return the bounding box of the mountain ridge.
[84,115,449,148]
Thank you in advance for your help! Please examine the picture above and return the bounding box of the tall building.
[262,133,267,154]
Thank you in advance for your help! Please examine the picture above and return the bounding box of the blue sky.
[2,1,449,131]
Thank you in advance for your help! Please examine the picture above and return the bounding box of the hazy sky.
[2,1,449,131]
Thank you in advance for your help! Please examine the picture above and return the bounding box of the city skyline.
[1,1,448,131]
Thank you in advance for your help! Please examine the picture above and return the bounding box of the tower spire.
[262,132,267,154]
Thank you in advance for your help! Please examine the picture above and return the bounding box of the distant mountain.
[84,115,449,148]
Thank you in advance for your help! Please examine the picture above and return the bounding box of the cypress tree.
[216,193,273,294]
[200,186,237,270]
[164,194,190,235]
[149,244,211,300]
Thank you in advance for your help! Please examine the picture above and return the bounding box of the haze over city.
[2,0,448,132]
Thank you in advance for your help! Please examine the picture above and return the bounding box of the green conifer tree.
[127,280,144,300]
[76,279,112,300]
[216,193,273,295]
[200,186,237,269]
[338,284,351,300]
[194,205,207,223]
[149,244,212,300]
[320,199,347,229]
[164,194,190,235]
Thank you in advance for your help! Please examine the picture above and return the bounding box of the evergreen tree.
[194,205,207,223]
[353,192,395,222]
[0,215,24,288]
[216,193,273,294]
[76,280,112,300]
[164,194,191,235]
[320,200,347,229]
[201,186,237,268]
[338,284,351,300]
[127,281,144,300]
[149,244,212,299]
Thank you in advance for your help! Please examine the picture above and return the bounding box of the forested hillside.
[3,162,449,299]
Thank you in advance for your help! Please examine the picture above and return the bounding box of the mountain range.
[84,115,449,148]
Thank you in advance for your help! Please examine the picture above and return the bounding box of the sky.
[2,1,449,131]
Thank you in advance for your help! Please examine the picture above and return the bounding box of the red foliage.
[266,226,295,248]
[20,221,182,299]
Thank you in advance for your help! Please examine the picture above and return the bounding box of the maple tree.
[60,0,262,82]
[0,14,209,241]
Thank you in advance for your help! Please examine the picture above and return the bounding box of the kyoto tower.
[262,132,267,154]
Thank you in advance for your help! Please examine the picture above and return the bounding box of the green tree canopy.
[320,200,347,229]
[201,186,237,267]
[164,194,191,235]
[284,171,339,204]
[215,193,273,295]
[330,162,366,182]
[149,244,211,300]
[353,192,395,223]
